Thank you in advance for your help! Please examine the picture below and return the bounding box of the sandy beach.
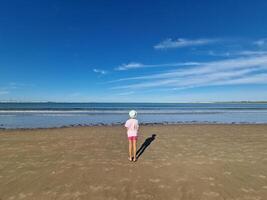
[0,124,267,200]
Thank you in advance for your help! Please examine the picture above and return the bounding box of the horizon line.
[1,100,267,104]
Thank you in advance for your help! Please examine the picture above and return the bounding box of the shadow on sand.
[136,134,156,159]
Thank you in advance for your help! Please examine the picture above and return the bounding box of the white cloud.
[110,55,267,90]
[116,91,135,96]
[154,38,218,49]
[114,61,200,71]
[115,62,144,71]
[93,68,107,75]
[253,39,267,47]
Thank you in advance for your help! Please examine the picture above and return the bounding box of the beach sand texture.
[0,125,267,200]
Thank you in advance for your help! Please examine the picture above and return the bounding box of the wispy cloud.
[93,68,107,75]
[0,90,9,95]
[110,55,267,90]
[116,91,135,96]
[207,50,267,57]
[170,68,266,90]
[237,51,267,56]
[0,82,26,96]
[253,39,267,47]
[169,73,267,91]
[115,62,143,71]
[114,61,200,71]
[154,38,219,49]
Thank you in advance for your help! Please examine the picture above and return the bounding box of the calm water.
[1,102,267,129]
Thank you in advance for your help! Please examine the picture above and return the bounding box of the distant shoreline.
[1,101,267,104]
[1,121,267,131]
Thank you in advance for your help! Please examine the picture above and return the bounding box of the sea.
[1,102,267,129]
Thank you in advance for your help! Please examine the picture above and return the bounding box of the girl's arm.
[124,120,128,128]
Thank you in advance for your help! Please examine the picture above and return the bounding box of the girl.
[125,110,139,162]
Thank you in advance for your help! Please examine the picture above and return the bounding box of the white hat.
[129,110,137,118]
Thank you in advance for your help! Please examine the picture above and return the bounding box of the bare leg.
[128,140,132,161]
[133,140,137,161]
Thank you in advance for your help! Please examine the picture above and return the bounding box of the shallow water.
[1,102,267,129]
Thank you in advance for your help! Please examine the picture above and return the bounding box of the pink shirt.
[125,118,139,137]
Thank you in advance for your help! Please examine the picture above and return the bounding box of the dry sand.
[0,124,267,200]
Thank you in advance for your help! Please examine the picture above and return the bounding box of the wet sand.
[0,124,267,200]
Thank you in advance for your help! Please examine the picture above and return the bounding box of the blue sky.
[1,0,267,102]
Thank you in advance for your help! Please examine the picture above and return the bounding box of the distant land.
[213,101,267,104]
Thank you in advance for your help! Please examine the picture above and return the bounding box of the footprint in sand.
[136,194,153,199]
[61,192,71,197]
[203,191,219,197]
[164,162,171,166]
[149,178,160,183]
[241,188,255,193]
[201,177,215,181]
[212,157,219,161]
[175,178,187,182]
[258,175,266,179]
[104,167,114,172]
[119,178,130,182]
[89,185,114,192]
[223,171,232,175]
[195,161,205,165]
[73,191,85,198]
[158,185,165,189]
[89,185,103,192]
[158,184,171,189]
[18,193,27,199]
